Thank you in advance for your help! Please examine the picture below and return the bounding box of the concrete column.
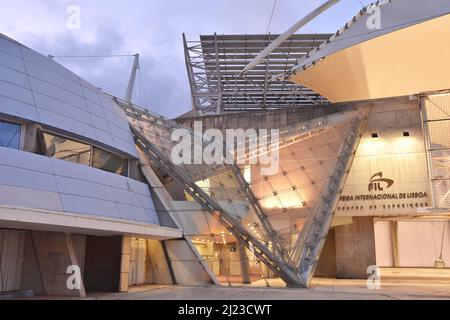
[219,245,230,277]
[237,240,251,284]
[145,239,174,285]
[22,123,41,153]
[63,233,86,296]
[21,232,45,295]
[119,236,131,292]
[30,231,86,297]
[334,217,376,279]
[390,221,400,267]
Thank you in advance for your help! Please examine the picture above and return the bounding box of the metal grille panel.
[183,34,331,114]
[422,93,450,208]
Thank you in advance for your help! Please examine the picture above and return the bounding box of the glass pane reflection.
[92,147,128,176]
[0,120,21,149]
[43,132,91,165]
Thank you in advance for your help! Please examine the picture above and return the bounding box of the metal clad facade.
[0,34,137,158]
[0,147,160,224]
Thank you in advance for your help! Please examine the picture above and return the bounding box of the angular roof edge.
[292,0,450,73]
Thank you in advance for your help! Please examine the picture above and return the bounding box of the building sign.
[337,171,430,215]
[339,172,428,202]
[368,172,393,191]
[335,104,431,216]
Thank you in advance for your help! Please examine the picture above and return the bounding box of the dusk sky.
[0,0,370,118]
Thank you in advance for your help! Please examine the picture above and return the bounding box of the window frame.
[91,145,129,177]
[0,117,24,150]
[39,128,130,177]
[40,130,92,166]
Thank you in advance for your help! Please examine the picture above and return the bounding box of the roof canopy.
[290,0,450,102]
[184,34,330,114]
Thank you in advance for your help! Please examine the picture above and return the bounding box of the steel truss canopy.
[117,93,368,286]
[183,33,331,115]
[290,0,450,103]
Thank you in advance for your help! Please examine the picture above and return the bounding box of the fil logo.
[368,172,394,192]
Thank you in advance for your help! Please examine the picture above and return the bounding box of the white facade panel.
[55,176,116,203]
[0,51,26,73]
[59,193,121,218]
[85,99,106,118]
[33,92,93,125]
[0,79,34,105]
[0,37,21,57]
[0,147,160,225]
[37,108,97,139]
[0,65,30,88]
[0,165,58,193]
[0,96,39,121]
[0,146,53,173]
[0,185,63,212]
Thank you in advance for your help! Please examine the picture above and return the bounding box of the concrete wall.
[334,217,376,279]
[176,105,346,131]
[0,230,26,292]
[20,232,45,295]
[315,228,337,277]
[145,240,174,285]
[337,98,431,217]
[22,231,86,296]
[164,239,216,286]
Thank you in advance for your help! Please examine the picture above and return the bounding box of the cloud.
[0,0,364,118]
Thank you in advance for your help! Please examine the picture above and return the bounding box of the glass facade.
[0,120,21,149]
[43,132,91,165]
[43,132,128,176]
[92,146,128,176]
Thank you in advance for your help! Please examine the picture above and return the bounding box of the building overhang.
[0,205,182,239]
[290,1,450,103]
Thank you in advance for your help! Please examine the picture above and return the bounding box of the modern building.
[0,0,449,297]
[0,33,216,298]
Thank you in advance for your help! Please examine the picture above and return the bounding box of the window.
[0,120,21,149]
[43,132,91,165]
[41,131,129,176]
[92,147,128,176]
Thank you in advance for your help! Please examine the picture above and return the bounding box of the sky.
[0,0,371,118]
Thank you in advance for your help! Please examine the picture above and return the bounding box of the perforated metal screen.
[422,93,450,208]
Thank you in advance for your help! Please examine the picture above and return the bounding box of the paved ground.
[83,277,450,300]
[26,268,450,300]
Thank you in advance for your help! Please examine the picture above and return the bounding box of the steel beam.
[130,124,302,285]
[125,54,140,103]
[240,0,341,75]
[292,116,368,287]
